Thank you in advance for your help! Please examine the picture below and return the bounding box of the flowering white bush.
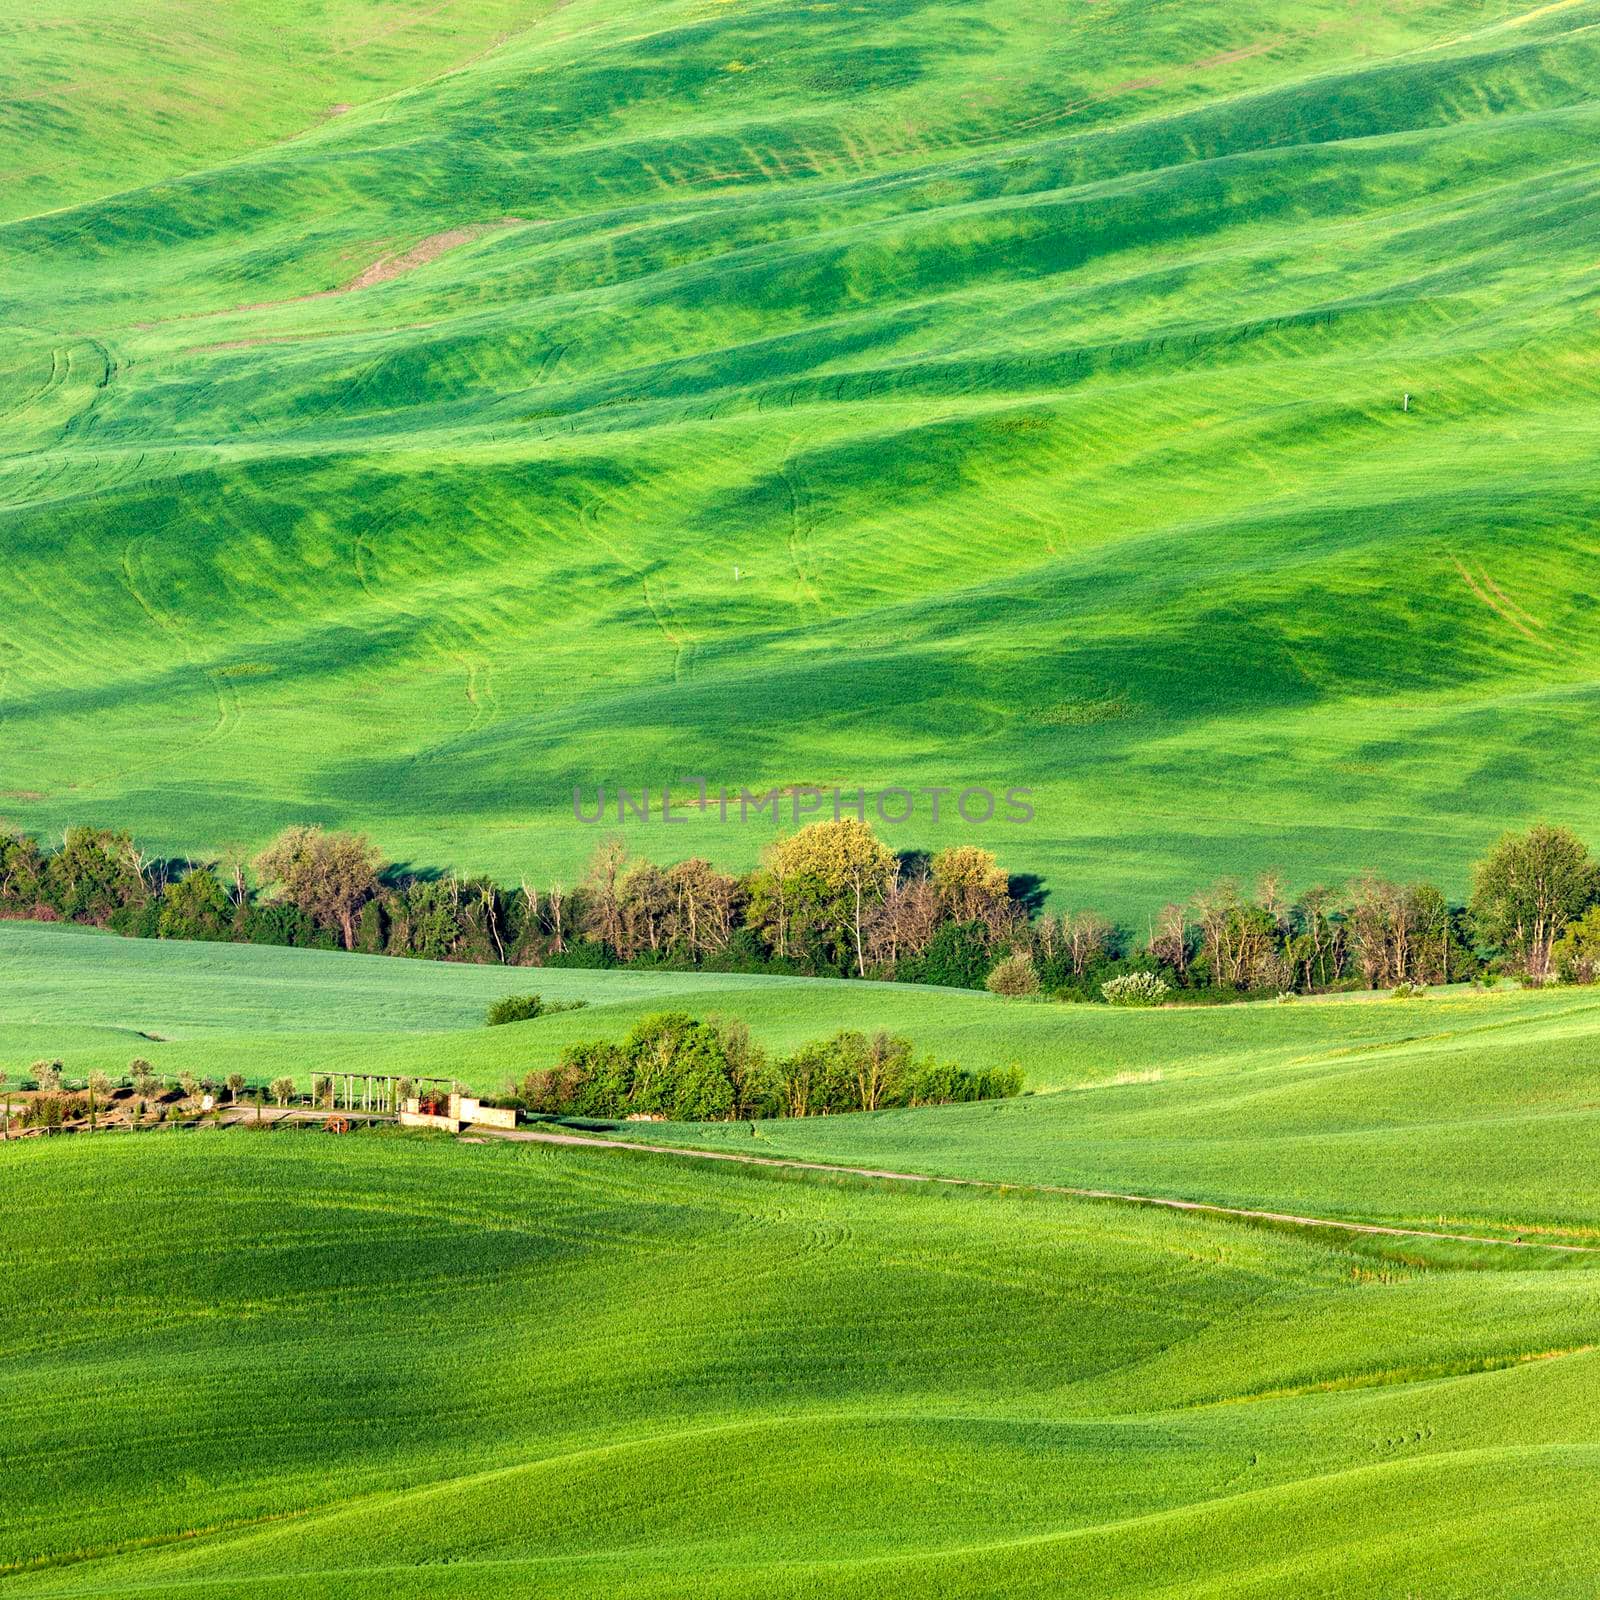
[1100,972,1170,1007]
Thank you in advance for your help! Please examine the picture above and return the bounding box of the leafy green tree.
[1552,905,1600,984]
[355,896,388,954]
[458,877,510,963]
[705,1015,774,1119]
[0,830,46,913]
[931,845,1014,933]
[901,920,992,989]
[383,878,471,960]
[670,1058,734,1121]
[751,821,895,976]
[226,1072,246,1103]
[269,1077,296,1107]
[42,827,147,923]
[774,1040,828,1119]
[850,1031,910,1112]
[1470,825,1599,982]
[623,1012,704,1115]
[158,866,234,941]
[543,1040,628,1116]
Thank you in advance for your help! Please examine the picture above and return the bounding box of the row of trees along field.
[508,1013,1024,1122]
[2,819,1598,1000]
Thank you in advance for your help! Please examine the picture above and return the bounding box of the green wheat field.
[8,1130,1600,1600]
[8,0,1600,1593]
[7,925,1600,1593]
[5,0,1600,902]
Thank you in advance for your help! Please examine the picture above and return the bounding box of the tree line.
[508,1012,1024,1122]
[3,817,1599,999]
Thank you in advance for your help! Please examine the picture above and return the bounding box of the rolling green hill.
[5,0,1600,908]
[5,1132,1600,1597]
[8,920,1600,1240]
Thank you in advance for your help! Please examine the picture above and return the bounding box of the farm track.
[41,1110,1590,1253]
[476,1125,1600,1254]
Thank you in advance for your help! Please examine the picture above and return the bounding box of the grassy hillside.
[5,0,1600,908]
[5,1133,1600,1597]
[0,1,541,223]
[8,921,1600,1238]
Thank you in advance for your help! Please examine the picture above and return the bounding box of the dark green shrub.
[487,994,544,1026]
[899,921,993,989]
[542,938,616,969]
[157,866,233,941]
[355,898,388,954]
[703,927,775,974]
[238,902,320,948]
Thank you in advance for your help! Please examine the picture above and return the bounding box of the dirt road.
[474,1124,1600,1255]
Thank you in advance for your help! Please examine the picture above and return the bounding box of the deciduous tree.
[1470,824,1598,982]
[254,827,384,951]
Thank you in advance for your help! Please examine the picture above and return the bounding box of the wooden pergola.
[317,1072,457,1114]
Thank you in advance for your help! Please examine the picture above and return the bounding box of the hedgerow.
[506,1013,1023,1122]
[7,820,1596,1001]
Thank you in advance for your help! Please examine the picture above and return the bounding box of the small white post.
[1402,392,1410,412]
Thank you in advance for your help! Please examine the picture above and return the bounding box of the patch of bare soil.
[137,219,532,331]
[338,219,527,291]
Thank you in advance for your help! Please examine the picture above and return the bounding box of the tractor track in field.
[639,576,692,681]
[579,496,695,681]
[779,439,826,613]
[452,648,499,733]
[73,538,240,794]
[475,1126,1600,1255]
[1448,553,1561,654]
[0,331,65,431]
